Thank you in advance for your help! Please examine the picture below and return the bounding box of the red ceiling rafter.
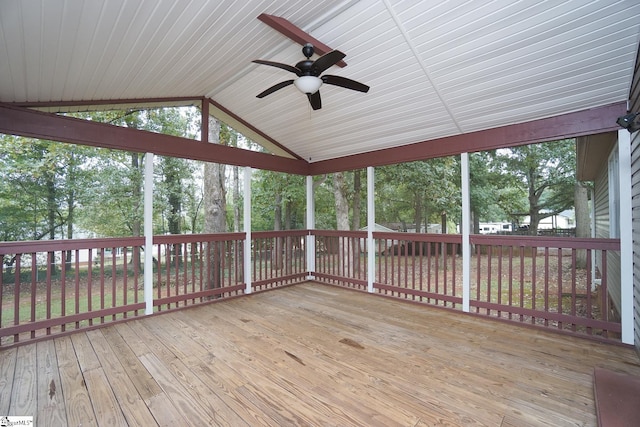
[257,13,347,68]
[0,104,309,175]
[308,102,627,175]
[0,102,626,176]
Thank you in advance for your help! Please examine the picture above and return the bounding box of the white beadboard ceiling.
[1,0,639,162]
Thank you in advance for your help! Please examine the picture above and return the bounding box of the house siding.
[630,43,640,354]
[594,164,610,240]
[594,159,622,317]
[632,128,640,353]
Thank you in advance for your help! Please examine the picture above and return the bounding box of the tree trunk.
[131,153,142,237]
[414,195,423,233]
[574,181,591,268]
[203,116,226,291]
[351,170,361,231]
[65,189,74,270]
[230,132,241,233]
[45,171,57,271]
[333,172,352,277]
[65,156,75,271]
[273,192,283,270]
[233,165,240,232]
[165,159,182,264]
[440,212,447,267]
[472,208,480,235]
[351,170,362,272]
[284,200,293,274]
[130,153,143,269]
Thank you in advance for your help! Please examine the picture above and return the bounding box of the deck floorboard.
[3,282,640,426]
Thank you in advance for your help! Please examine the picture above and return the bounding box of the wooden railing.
[313,231,621,343]
[312,230,368,290]
[251,230,308,290]
[469,235,620,340]
[0,231,307,347]
[152,233,246,312]
[373,232,462,307]
[0,230,622,346]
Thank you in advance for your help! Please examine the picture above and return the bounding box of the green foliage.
[469,151,526,224]
[490,139,576,233]
[1,108,202,241]
[0,134,100,240]
[0,106,578,242]
[376,157,460,231]
[252,170,306,230]
[82,108,201,236]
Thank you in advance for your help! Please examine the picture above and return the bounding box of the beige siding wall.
[594,158,622,316]
[632,128,640,352]
[594,164,610,240]
[631,44,640,354]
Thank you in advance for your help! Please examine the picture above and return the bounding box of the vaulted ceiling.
[1,0,639,166]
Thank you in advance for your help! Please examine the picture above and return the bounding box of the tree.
[203,117,228,290]
[468,151,513,233]
[333,171,354,277]
[376,158,460,232]
[493,140,576,235]
[574,181,591,267]
[0,135,99,242]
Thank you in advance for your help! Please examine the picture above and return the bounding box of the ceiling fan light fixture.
[294,76,322,94]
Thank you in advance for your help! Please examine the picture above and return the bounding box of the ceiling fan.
[253,43,369,110]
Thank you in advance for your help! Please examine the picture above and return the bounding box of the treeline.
[0,107,582,241]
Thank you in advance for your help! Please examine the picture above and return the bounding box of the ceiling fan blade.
[307,91,322,110]
[311,50,346,75]
[253,60,301,75]
[256,80,295,98]
[322,75,370,93]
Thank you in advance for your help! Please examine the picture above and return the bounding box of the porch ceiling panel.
[1,0,639,164]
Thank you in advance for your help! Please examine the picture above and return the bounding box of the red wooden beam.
[0,101,627,176]
[0,104,310,175]
[308,101,628,174]
[257,13,347,68]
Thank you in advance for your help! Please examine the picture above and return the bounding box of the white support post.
[306,175,316,279]
[367,166,375,293]
[461,152,471,312]
[244,167,252,294]
[618,130,633,345]
[143,152,154,315]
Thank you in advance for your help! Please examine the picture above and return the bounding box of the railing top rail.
[1,231,621,255]
[253,230,309,238]
[153,232,245,244]
[373,232,462,243]
[311,230,367,238]
[470,234,620,250]
[0,237,145,255]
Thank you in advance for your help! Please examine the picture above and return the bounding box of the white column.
[306,175,316,279]
[367,166,375,293]
[461,152,471,312]
[143,152,154,315]
[244,167,252,294]
[618,130,633,345]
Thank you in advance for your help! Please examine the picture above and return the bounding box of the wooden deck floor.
[1,282,640,426]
